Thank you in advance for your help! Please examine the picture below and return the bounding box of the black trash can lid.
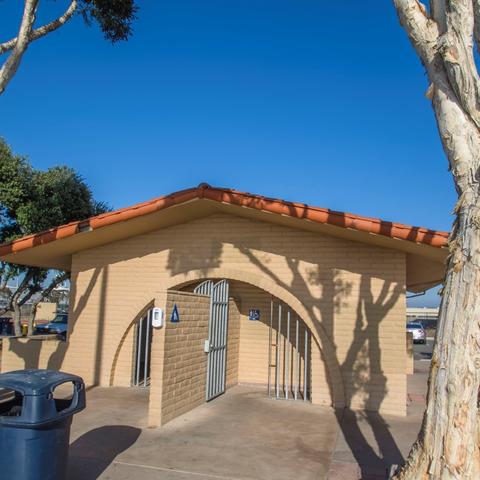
[0,369,83,396]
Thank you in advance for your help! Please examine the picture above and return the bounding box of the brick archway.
[163,267,345,408]
[109,296,157,386]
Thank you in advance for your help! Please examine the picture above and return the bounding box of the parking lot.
[413,335,434,361]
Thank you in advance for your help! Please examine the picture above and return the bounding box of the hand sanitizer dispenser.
[151,307,164,328]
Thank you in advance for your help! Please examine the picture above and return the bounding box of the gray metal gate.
[132,309,153,387]
[268,299,311,401]
[194,279,230,401]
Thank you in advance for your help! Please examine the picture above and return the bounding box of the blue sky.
[1,1,452,307]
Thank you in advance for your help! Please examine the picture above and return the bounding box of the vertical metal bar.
[135,316,143,386]
[132,324,138,386]
[213,286,218,398]
[223,281,227,393]
[295,316,299,400]
[286,309,290,400]
[214,281,222,398]
[218,282,222,396]
[143,310,151,387]
[206,285,214,400]
[211,286,216,399]
[268,298,273,397]
[223,280,229,393]
[304,328,309,401]
[276,303,281,398]
[219,281,224,394]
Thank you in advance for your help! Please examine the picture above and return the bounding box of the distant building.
[407,307,439,330]
[407,307,439,320]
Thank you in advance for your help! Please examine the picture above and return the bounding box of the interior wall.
[228,281,315,400]
[226,297,240,388]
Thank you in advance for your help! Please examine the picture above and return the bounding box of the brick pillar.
[148,292,167,427]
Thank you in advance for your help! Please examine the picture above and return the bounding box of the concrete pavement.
[68,386,339,480]
[68,356,431,480]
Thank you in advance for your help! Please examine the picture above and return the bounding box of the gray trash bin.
[0,369,86,480]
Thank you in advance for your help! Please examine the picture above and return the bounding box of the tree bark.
[8,270,36,337]
[0,1,77,95]
[27,272,69,336]
[392,1,480,478]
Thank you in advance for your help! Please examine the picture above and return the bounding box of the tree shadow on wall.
[159,207,409,476]
[8,266,107,387]
[166,232,223,278]
[240,246,405,477]
[337,275,404,478]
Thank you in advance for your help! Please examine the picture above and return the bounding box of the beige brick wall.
[226,298,240,388]
[160,291,211,425]
[1,336,67,372]
[1,212,407,416]
[35,302,57,322]
[148,290,240,426]
[225,281,325,403]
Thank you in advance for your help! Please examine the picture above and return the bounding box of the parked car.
[406,321,426,344]
[35,313,68,339]
[0,317,13,336]
[419,318,437,330]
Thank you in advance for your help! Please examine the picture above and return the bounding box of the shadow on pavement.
[335,408,405,480]
[68,425,141,479]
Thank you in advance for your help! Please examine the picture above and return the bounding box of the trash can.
[0,369,86,480]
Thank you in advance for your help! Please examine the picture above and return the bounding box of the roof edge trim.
[0,184,449,258]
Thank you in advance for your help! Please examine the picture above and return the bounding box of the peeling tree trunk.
[25,272,68,336]
[11,299,22,337]
[27,303,37,337]
[393,1,480,479]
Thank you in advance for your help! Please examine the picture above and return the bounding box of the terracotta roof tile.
[0,184,449,257]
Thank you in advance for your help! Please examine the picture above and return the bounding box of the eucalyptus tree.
[0,0,138,95]
[392,1,480,479]
[0,139,107,335]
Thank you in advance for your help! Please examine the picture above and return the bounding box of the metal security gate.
[132,309,153,387]
[194,279,230,401]
[268,299,311,401]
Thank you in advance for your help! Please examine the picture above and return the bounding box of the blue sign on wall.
[170,304,180,323]
[249,309,260,321]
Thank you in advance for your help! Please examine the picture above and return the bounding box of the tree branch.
[27,271,69,336]
[438,1,480,130]
[393,0,439,66]
[0,0,39,94]
[0,1,78,55]
[473,0,480,54]
[430,0,447,33]
[32,271,69,306]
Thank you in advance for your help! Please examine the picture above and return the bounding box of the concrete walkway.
[328,361,428,480]
[68,365,428,480]
[68,386,338,480]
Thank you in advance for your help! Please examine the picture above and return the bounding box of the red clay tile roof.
[0,183,449,256]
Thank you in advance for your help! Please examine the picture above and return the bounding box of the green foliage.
[0,138,109,244]
[0,138,109,322]
[79,0,139,42]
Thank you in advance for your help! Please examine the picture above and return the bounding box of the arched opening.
[181,278,317,405]
[268,299,312,401]
[162,267,344,408]
[107,269,340,427]
[132,310,153,387]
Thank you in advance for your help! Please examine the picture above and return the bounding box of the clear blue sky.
[1,1,453,307]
